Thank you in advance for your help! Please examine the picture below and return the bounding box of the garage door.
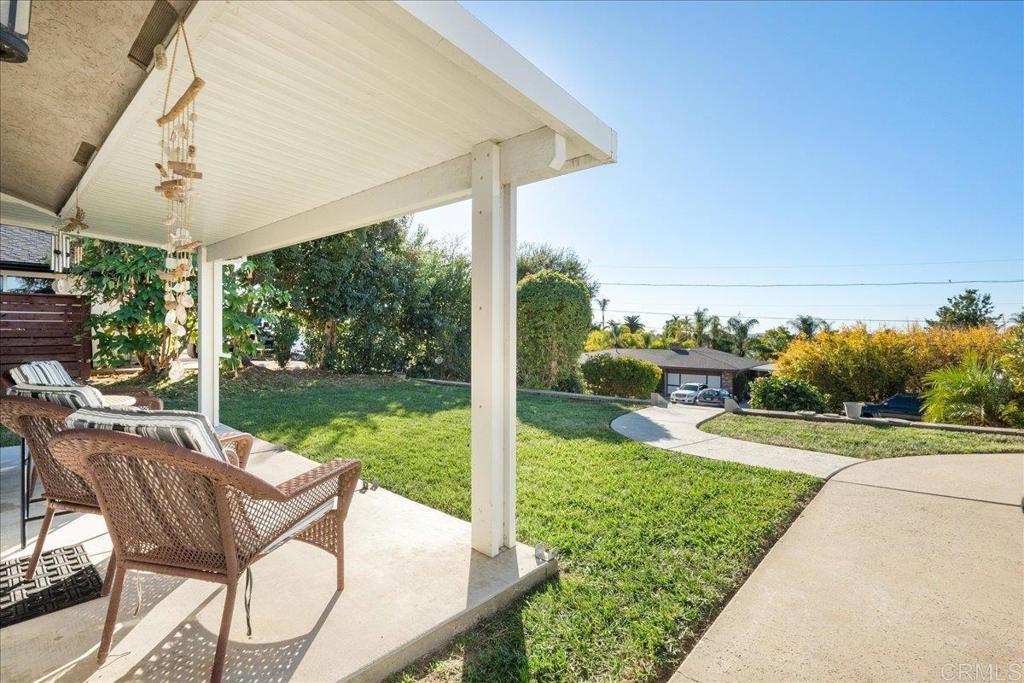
[665,373,721,393]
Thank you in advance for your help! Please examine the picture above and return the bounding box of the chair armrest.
[218,432,254,469]
[276,459,362,500]
[96,386,156,398]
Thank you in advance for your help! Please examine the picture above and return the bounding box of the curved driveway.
[672,452,1024,682]
[612,404,861,477]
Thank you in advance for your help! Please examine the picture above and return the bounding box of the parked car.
[693,388,734,407]
[670,382,708,404]
[861,393,924,420]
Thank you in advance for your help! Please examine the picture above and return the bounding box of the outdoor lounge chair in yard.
[0,396,254,584]
[49,428,361,683]
[2,361,164,410]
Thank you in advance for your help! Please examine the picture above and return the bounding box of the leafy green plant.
[517,242,598,298]
[748,376,828,412]
[273,315,300,368]
[775,324,1005,410]
[922,353,1012,427]
[517,270,592,389]
[73,239,192,372]
[580,353,662,398]
[221,259,289,376]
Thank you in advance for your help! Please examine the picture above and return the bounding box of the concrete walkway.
[673,452,1024,683]
[611,405,861,477]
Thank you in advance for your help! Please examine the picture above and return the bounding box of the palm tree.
[708,315,727,350]
[595,298,610,329]
[663,314,683,339]
[623,315,644,333]
[727,316,759,356]
[691,308,710,347]
[923,353,1011,426]
[788,314,830,338]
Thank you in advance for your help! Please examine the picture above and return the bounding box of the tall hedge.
[581,354,662,398]
[775,324,1005,410]
[517,270,592,389]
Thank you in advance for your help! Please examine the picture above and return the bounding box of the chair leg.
[211,580,237,683]
[97,564,126,664]
[335,504,345,592]
[23,503,54,581]
[100,548,118,597]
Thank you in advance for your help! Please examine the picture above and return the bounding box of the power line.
[596,309,1018,325]
[598,278,1024,289]
[601,301,1023,309]
[595,257,1024,271]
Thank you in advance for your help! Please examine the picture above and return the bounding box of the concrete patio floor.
[0,435,555,682]
[672,452,1024,683]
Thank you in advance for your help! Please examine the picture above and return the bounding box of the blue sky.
[415,0,1024,333]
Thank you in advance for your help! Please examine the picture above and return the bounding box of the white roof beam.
[206,127,581,260]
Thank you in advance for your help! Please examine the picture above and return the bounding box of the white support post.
[197,247,223,425]
[470,141,517,557]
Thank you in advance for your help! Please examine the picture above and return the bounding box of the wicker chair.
[0,396,254,586]
[1,368,164,410]
[49,428,361,683]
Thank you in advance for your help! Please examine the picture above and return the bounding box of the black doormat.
[0,544,102,628]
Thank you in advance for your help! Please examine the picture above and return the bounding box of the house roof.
[581,347,766,372]
[0,1,616,260]
[0,224,51,268]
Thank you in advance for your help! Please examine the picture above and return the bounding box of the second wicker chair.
[50,428,361,683]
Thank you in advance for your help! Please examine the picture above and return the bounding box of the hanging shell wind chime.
[155,21,204,338]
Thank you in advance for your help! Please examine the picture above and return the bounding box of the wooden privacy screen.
[0,293,92,382]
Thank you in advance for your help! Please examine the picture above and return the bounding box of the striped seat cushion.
[65,408,229,463]
[7,384,106,409]
[10,361,77,386]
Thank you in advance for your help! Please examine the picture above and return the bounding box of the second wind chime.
[154,21,203,337]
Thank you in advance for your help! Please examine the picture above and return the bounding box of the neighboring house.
[581,346,771,397]
[0,224,57,292]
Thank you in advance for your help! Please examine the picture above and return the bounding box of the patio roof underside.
[0,0,615,260]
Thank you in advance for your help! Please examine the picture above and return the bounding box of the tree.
[263,218,470,375]
[923,353,1011,426]
[517,271,592,389]
[927,289,996,328]
[691,308,711,347]
[749,325,794,360]
[623,315,644,333]
[73,239,193,372]
[594,298,610,329]
[517,243,598,298]
[726,316,759,356]
[788,314,829,338]
[221,259,289,377]
[707,314,729,351]
[775,324,1006,410]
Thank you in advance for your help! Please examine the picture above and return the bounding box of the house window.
[1,275,54,293]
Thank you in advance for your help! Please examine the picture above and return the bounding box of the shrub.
[517,271,592,389]
[554,365,588,394]
[273,315,300,368]
[749,376,828,413]
[581,354,661,398]
[922,353,1012,427]
[775,324,1005,410]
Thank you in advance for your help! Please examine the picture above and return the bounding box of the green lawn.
[701,413,1024,459]
[146,369,819,682]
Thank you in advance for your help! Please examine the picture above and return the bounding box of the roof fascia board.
[383,1,617,162]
